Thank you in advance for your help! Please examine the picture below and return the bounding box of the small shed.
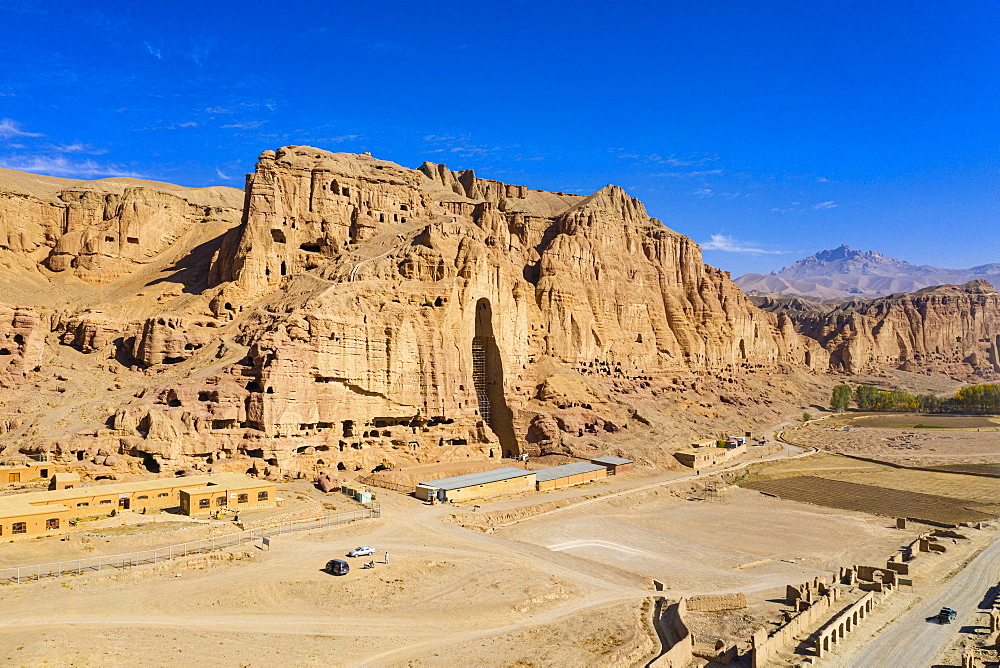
[534,462,606,491]
[49,471,81,490]
[590,456,634,475]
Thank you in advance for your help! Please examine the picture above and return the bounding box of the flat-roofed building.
[534,462,606,491]
[673,442,746,469]
[590,456,634,475]
[0,473,276,538]
[50,472,81,490]
[415,467,535,502]
[0,462,54,484]
[179,479,276,516]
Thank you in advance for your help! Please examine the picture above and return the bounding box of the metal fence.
[355,474,413,494]
[0,505,380,586]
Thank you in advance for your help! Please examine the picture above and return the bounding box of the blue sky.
[0,0,996,276]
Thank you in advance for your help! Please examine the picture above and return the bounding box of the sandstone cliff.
[755,281,1000,379]
[0,151,838,475]
[99,146,826,472]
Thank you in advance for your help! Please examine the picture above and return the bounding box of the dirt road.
[846,536,1000,667]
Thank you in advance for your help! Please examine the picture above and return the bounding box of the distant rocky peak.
[811,244,884,263]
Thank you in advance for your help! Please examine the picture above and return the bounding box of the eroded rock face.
[0,305,45,384]
[760,280,1000,379]
[98,145,822,470]
[0,169,243,284]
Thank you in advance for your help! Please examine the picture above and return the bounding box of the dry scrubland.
[1,415,1000,664]
[743,414,1000,524]
[0,456,922,666]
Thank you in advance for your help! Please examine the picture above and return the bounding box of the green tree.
[802,412,812,422]
[831,384,852,412]
[855,385,878,411]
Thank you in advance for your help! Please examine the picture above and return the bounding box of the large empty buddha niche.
[472,298,517,456]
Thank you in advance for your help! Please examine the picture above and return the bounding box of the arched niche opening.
[472,298,517,457]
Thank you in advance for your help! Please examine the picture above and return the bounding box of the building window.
[99,500,112,505]
[237,493,248,503]
[198,499,210,509]
[216,496,228,507]
[158,492,168,497]
[138,495,148,500]
[47,518,59,530]
[12,522,25,534]
[77,502,89,507]
[258,491,269,501]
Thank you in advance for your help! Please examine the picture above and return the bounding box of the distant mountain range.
[735,244,1000,301]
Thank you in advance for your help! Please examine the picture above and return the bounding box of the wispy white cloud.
[816,176,829,182]
[0,118,44,139]
[770,202,802,214]
[368,41,407,54]
[700,234,787,254]
[813,201,837,210]
[221,120,264,129]
[653,169,723,178]
[50,142,107,155]
[424,133,471,143]
[215,168,232,180]
[0,155,145,179]
[143,41,162,60]
[614,150,717,167]
[323,134,359,143]
[136,120,198,131]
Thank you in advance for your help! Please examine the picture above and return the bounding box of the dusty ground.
[0,443,924,667]
[785,412,1000,466]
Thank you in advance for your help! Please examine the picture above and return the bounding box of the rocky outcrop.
[0,305,45,384]
[0,168,243,284]
[130,315,216,366]
[123,145,821,470]
[0,151,841,473]
[758,281,1000,378]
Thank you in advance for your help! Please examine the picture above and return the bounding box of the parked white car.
[347,546,375,557]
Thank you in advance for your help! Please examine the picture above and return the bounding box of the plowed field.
[742,476,995,525]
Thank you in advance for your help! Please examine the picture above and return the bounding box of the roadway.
[847,535,1000,666]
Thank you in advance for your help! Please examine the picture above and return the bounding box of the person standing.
[385,551,389,564]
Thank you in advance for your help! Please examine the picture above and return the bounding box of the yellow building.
[0,462,54,484]
[0,473,276,538]
[673,443,747,469]
[179,479,276,516]
[49,472,81,490]
[535,462,607,491]
[415,467,535,502]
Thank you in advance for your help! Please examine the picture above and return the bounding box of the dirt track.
[842,535,1000,667]
[0,435,926,666]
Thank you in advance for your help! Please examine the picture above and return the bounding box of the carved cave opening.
[473,298,517,457]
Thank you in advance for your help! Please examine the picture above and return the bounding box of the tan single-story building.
[535,462,607,491]
[415,467,535,502]
[0,473,276,538]
[179,479,276,516]
[673,443,747,469]
[591,456,634,475]
[0,462,54,484]
[50,471,81,490]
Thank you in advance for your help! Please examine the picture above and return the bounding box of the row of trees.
[830,383,1000,414]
